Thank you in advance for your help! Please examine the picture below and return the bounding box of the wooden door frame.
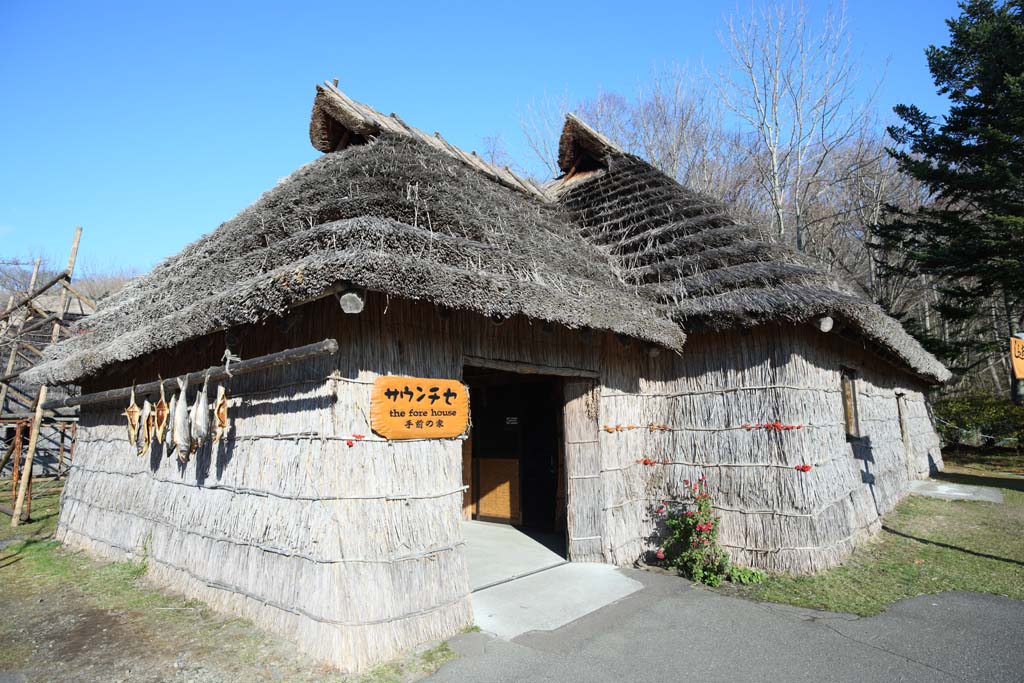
[461,357,601,560]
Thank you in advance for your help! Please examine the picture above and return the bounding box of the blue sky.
[0,0,961,275]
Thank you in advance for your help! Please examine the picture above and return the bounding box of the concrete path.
[462,521,566,591]
[429,570,1024,683]
[910,479,1004,503]
[472,563,643,639]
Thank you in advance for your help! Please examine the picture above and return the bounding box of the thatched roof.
[26,98,684,386]
[28,84,947,385]
[551,116,950,383]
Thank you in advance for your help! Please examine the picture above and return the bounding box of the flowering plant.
[657,476,730,586]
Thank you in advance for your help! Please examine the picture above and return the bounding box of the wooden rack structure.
[1,227,93,526]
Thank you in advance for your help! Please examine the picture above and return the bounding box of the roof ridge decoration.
[557,113,624,173]
[310,81,549,200]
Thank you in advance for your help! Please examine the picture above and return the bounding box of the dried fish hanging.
[166,392,178,455]
[138,400,153,456]
[123,386,141,447]
[173,377,191,463]
[212,384,229,444]
[154,380,170,445]
[190,375,210,456]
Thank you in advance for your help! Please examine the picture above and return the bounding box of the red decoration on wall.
[743,421,804,431]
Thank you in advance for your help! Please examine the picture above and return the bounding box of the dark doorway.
[463,366,566,544]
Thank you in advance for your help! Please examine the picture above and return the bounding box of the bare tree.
[480,132,513,169]
[520,66,759,213]
[719,0,876,251]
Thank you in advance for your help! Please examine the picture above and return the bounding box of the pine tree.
[877,0,1024,399]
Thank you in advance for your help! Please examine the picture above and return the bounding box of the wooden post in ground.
[10,421,23,506]
[21,458,32,522]
[11,386,45,526]
[11,228,81,527]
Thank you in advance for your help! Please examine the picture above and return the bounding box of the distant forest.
[516,0,1023,402]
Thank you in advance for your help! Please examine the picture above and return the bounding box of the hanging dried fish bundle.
[154,381,170,445]
[123,386,141,447]
[138,400,153,456]
[166,393,178,455]
[190,375,210,455]
[173,377,191,463]
[212,384,229,444]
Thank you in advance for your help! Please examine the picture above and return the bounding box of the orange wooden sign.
[370,376,470,440]
[1012,337,1024,380]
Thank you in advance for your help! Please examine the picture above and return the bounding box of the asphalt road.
[427,569,1024,682]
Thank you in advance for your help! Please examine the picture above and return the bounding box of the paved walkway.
[910,479,1004,503]
[462,521,566,591]
[428,570,1024,683]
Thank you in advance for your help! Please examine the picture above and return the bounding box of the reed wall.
[598,325,943,574]
[58,293,942,670]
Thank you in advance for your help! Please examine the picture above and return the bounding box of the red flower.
[686,511,694,517]
[683,479,690,485]
[656,548,665,560]
[346,440,354,447]
[656,506,666,514]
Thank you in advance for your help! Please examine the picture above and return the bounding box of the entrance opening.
[461,366,567,589]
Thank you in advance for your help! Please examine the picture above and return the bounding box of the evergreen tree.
[878,0,1024,399]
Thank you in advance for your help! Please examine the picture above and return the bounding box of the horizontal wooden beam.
[463,355,599,379]
[44,338,340,410]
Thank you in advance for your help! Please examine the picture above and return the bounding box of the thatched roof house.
[31,82,947,672]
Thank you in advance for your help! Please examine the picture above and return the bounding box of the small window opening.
[895,392,909,447]
[841,367,861,440]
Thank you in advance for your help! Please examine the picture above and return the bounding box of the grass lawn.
[0,478,455,682]
[741,452,1024,616]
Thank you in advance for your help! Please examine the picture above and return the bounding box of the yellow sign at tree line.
[370,376,470,440]
[1012,337,1024,380]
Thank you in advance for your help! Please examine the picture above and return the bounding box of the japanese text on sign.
[1012,337,1024,380]
[370,376,470,440]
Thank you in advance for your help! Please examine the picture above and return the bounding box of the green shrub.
[726,565,767,585]
[933,394,1024,447]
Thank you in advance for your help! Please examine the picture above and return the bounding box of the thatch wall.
[58,293,602,672]
[598,325,942,574]
[58,293,941,670]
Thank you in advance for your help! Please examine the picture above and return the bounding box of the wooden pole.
[11,385,45,526]
[45,338,340,409]
[10,421,23,506]
[0,271,70,325]
[11,227,79,527]
[21,458,32,522]
[57,423,66,479]
[0,259,42,414]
